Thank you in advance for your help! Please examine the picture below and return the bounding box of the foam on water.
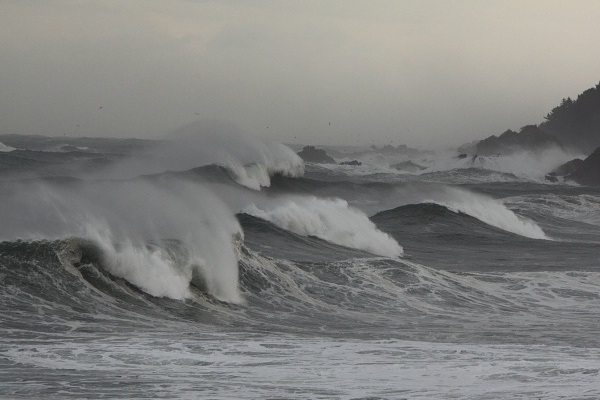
[506,193,600,227]
[3,333,600,399]
[309,146,583,185]
[421,147,582,179]
[244,196,403,258]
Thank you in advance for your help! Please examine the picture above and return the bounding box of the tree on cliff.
[540,81,600,153]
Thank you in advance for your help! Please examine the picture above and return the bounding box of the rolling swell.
[3,234,600,347]
[372,202,598,272]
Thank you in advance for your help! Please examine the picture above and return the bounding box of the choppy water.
[1,134,600,398]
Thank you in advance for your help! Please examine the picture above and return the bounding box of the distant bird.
[194,113,201,116]
[99,106,103,110]
[328,121,331,125]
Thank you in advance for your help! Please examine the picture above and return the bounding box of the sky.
[2,0,600,149]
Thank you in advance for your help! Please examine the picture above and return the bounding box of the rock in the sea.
[296,146,336,164]
[568,148,600,185]
[340,160,362,166]
[475,125,563,156]
[551,147,600,185]
[544,173,559,183]
[553,158,584,176]
[391,160,426,173]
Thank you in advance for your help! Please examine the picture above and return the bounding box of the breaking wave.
[244,196,403,258]
[0,178,244,303]
[421,187,548,240]
[105,120,304,190]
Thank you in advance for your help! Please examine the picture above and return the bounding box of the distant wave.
[429,199,547,240]
[0,141,16,152]
[413,148,583,184]
[265,173,548,241]
[104,120,305,190]
[373,193,548,240]
[505,193,600,227]
[308,146,583,184]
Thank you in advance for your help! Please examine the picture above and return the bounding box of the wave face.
[423,187,548,240]
[2,132,600,398]
[0,178,243,302]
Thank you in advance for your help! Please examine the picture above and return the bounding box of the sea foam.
[245,196,403,258]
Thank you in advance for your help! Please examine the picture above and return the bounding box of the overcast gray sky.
[2,0,600,148]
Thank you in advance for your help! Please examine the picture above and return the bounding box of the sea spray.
[0,141,16,152]
[103,119,304,189]
[420,146,582,180]
[0,178,244,303]
[244,196,403,258]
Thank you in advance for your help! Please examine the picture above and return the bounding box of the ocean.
[1,129,600,399]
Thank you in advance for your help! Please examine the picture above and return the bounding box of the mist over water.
[0,179,243,302]
[423,146,583,180]
[0,121,310,302]
[104,120,304,189]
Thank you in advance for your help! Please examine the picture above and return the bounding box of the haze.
[2,0,600,149]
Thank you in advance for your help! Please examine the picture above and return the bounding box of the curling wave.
[244,196,403,258]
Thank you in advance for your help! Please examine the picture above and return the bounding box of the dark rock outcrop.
[296,146,336,164]
[544,173,559,183]
[553,158,584,176]
[475,125,563,156]
[391,160,426,172]
[340,160,362,166]
[567,147,600,185]
[458,82,600,156]
[551,147,600,185]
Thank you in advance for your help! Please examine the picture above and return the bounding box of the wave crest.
[423,187,548,240]
[0,179,244,303]
[244,196,403,258]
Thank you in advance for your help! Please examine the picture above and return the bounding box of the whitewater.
[1,124,600,399]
